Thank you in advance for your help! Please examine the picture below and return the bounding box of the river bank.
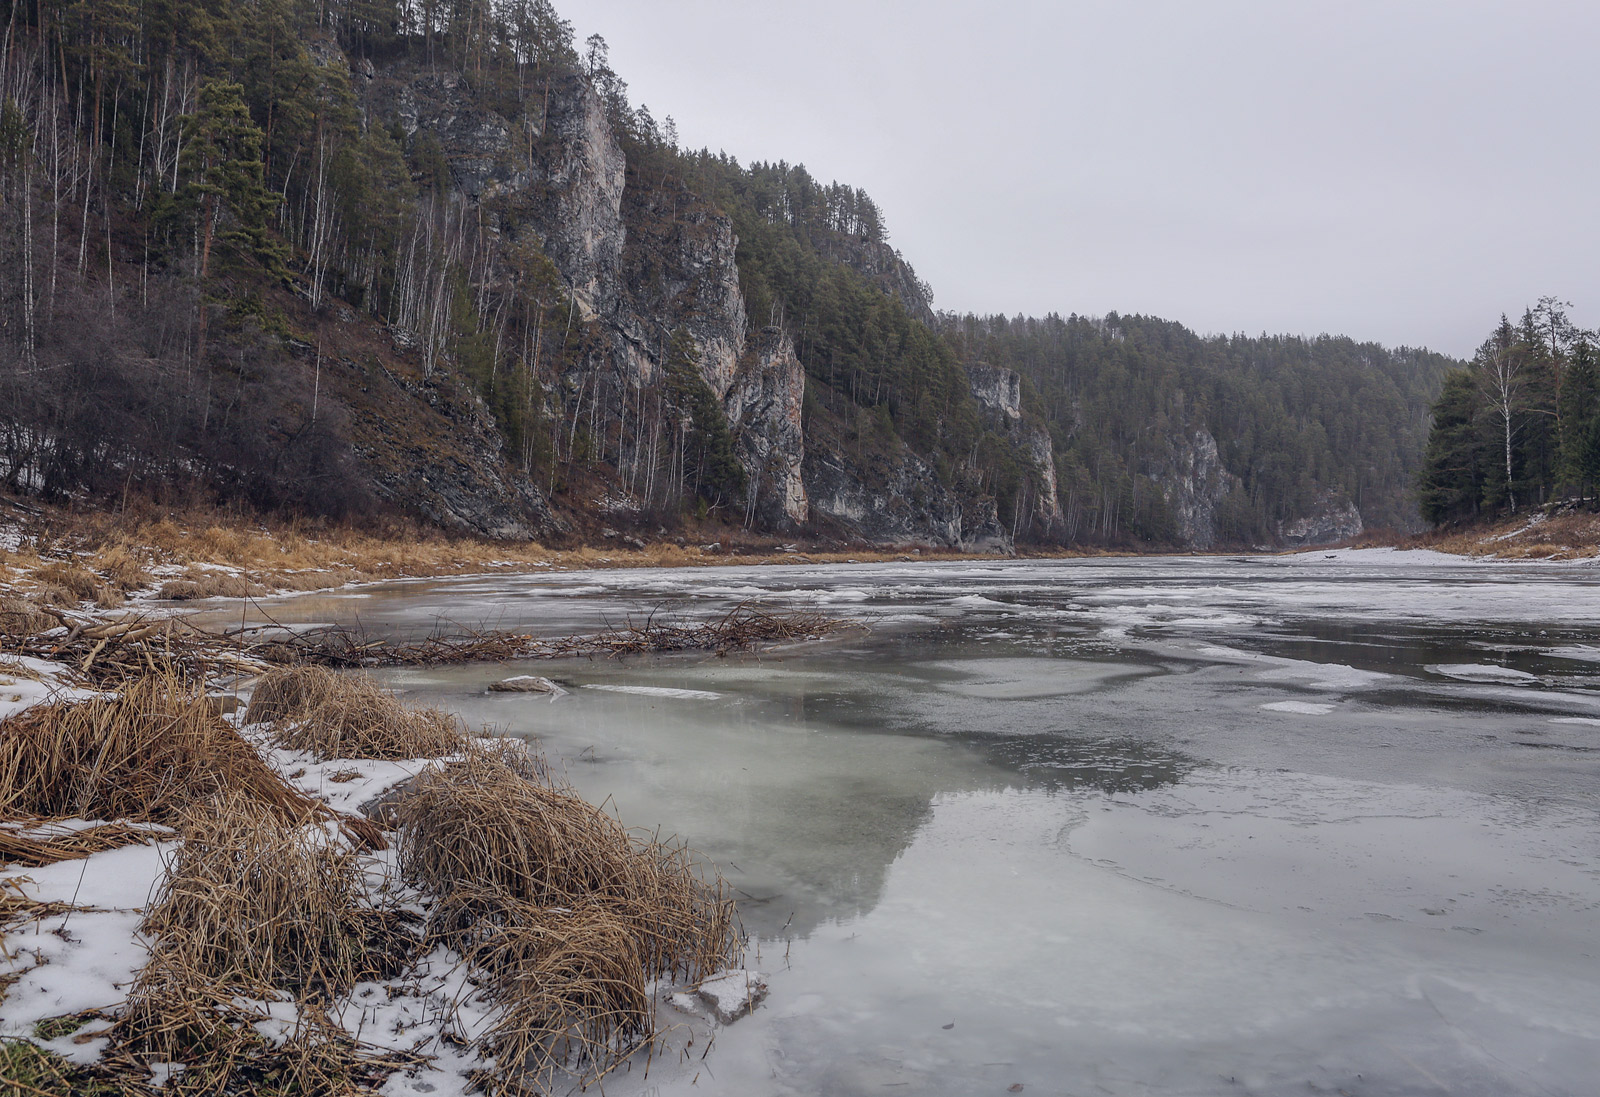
[0,496,1092,613]
[1384,500,1600,560]
[0,646,752,1095]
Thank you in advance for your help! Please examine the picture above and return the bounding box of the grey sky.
[570,1,1597,359]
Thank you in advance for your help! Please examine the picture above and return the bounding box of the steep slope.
[0,0,1453,551]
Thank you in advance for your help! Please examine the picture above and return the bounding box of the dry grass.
[30,562,102,602]
[115,796,418,1095]
[136,797,402,995]
[0,673,384,851]
[245,666,465,761]
[395,743,737,1090]
[1,497,1043,613]
[1,608,270,689]
[0,597,52,636]
[1398,505,1600,560]
[0,821,167,868]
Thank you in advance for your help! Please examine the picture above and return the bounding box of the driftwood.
[3,608,271,686]
[0,601,851,682]
[233,602,849,668]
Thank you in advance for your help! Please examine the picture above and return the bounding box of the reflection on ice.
[276,552,1600,1096]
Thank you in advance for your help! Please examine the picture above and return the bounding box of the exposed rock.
[805,446,1010,552]
[693,970,769,1025]
[966,364,1062,535]
[726,328,808,527]
[1279,494,1363,547]
[1148,429,1243,550]
[967,365,1023,421]
[525,75,627,320]
[1021,425,1063,531]
[358,775,422,828]
[487,675,561,694]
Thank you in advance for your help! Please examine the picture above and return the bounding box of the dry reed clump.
[137,796,402,995]
[395,745,737,1089]
[0,674,385,851]
[28,582,75,608]
[156,579,203,601]
[31,560,103,602]
[245,666,465,761]
[94,543,153,592]
[0,596,52,636]
[115,796,418,1094]
[0,821,168,867]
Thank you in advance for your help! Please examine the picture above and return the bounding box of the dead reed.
[245,666,465,761]
[1,606,268,687]
[0,673,384,851]
[136,796,404,996]
[116,796,419,1094]
[258,602,847,668]
[395,744,738,1089]
[0,820,167,868]
[0,597,53,637]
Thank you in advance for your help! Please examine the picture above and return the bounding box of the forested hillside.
[1418,300,1600,525]
[0,0,1460,550]
[946,314,1457,544]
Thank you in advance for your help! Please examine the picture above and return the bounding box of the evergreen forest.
[0,0,1531,547]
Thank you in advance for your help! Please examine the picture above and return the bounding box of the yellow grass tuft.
[0,596,52,636]
[118,796,414,1092]
[0,673,385,851]
[396,743,738,1089]
[31,561,105,603]
[246,666,465,761]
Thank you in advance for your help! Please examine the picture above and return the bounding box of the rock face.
[357,61,996,548]
[967,365,1023,421]
[1279,494,1363,547]
[525,75,627,320]
[966,365,1062,535]
[725,328,808,527]
[805,446,1010,552]
[1149,429,1243,550]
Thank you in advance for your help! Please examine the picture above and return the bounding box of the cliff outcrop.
[1148,429,1244,550]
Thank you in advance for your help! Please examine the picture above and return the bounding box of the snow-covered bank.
[0,659,750,1095]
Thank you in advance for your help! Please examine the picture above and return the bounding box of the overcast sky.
[567,1,1597,359]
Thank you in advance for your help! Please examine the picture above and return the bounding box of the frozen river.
[222,550,1600,1095]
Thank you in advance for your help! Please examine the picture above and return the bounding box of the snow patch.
[1428,664,1540,684]
[1260,700,1337,716]
[584,684,723,700]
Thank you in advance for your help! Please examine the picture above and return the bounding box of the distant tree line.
[0,0,1465,545]
[1419,299,1600,525]
[945,313,1456,542]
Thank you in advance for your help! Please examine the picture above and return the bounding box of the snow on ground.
[1428,663,1542,683]
[583,684,724,701]
[0,842,171,1062]
[1275,546,1469,566]
[0,657,97,721]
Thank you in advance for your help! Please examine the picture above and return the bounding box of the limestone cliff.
[1148,429,1244,550]
[804,443,1010,552]
[1278,495,1364,547]
[966,365,1063,535]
